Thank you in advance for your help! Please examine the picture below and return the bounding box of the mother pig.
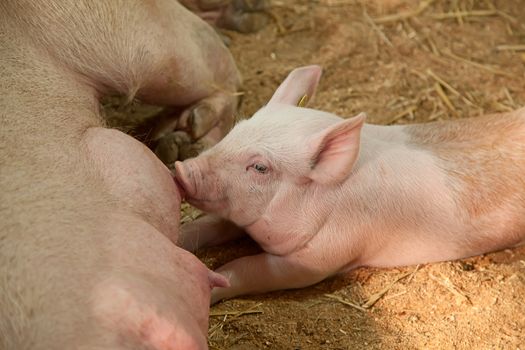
[0,0,258,348]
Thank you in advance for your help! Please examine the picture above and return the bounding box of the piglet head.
[174,65,365,228]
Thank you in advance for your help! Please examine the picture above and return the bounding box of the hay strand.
[387,105,418,124]
[208,303,264,339]
[363,9,393,47]
[434,83,456,113]
[209,309,264,317]
[496,44,525,52]
[362,271,412,309]
[426,69,478,108]
[373,0,436,24]
[324,293,368,312]
[429,272,472,305]
[428,10,498,20]
[443,50,514,77]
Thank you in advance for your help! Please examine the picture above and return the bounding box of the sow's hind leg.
[126,0,243,164]
[42,0,242,164]
[139,90,240,166]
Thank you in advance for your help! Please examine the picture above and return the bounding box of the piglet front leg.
[211,249,332,304]
[179,214,246,252]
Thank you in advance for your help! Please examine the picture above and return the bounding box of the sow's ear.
[267,65,322,107]
[307,112,366,185]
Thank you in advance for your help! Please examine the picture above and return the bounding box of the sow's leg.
[1,0,239,348]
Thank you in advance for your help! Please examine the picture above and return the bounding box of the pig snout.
[174,158,228,214]
[174,158,230,215]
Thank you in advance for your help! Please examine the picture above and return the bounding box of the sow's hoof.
[218,0,270,33]
[154,131,205,168]
[135,90,238,165]
[182,0,270,33]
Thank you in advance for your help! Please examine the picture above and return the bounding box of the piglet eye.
[252,163,268,174]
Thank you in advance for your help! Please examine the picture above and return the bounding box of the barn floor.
[109,0,525,349]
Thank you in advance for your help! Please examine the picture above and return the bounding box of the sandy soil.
[109,0,525,349]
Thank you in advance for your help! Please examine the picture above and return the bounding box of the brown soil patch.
[110,1,525,349]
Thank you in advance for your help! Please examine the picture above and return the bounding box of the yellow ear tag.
[297,94,309,107]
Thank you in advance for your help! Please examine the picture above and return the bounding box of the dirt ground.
[109,0,525,349]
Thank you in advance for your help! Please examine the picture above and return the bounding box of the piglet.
[175,65,525,304]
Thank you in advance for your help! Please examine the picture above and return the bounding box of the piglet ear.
[308,113,366,185]
[267,65,322,106]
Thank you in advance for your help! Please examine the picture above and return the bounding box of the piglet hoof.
[218,0,270,33]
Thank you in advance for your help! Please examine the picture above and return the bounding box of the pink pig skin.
[1,0,234,348]
[175,65,525,304]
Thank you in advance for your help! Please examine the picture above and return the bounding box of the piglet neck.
[244,217,271,239]
[244,216,288,254]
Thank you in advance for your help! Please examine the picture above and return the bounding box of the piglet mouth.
[173,160,197,200]
[173,176,186,200]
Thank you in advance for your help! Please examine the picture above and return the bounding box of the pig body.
[1,0,236,348]
[175,66,525,303]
